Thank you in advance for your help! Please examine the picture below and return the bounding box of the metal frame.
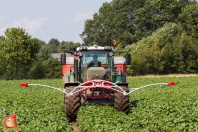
[20,80,175,96]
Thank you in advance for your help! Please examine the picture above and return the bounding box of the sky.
[0,0,112,43]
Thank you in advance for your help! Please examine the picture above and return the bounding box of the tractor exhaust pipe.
[126,53,131,65]
[61,53,66,65]
[74,56,78,82]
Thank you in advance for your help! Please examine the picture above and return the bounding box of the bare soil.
[71,122,81,132]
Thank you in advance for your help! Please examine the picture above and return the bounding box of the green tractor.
[61,45,131,122]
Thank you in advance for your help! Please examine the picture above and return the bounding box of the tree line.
[82,0,198,75]
[0,28,80,80]
[0,0,198,80]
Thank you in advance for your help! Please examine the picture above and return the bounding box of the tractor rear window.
[81,50,110,65]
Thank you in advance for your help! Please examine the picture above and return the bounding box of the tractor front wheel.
[64,86,81,122]
[114,85,130,114]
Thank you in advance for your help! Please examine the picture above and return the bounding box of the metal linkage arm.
[20,81,175,96]
[20,82,67,94]
[128,82,175,94]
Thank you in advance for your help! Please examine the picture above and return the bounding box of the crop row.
[0,77,198,131]
[0,79,71,132]
[77,76,198,131]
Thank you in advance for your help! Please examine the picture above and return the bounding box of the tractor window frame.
[81,50,111,67]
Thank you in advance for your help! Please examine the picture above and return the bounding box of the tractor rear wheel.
[64,86,81,122]
[114,85,130,114]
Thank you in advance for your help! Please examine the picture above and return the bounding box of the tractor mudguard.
[114,72,127,83]
[116,82,128,87]
[64,82,79,88]
[121,72,127,82]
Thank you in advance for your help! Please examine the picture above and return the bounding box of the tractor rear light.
[20,82,29,87]
[167,82,175,86]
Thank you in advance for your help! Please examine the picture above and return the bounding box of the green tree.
[80,1,129,46]
[0,28,40,79]
[127,23,198,75]
[28,61,46,79]
[45,57,62,79]
[48,38,60,53]
[58,41,81,53]
[0,37,5,77]
[81,0,194,46]
[38,44,52,60]
[179,4,198,38]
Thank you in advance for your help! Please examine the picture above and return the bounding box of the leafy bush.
[127,23,198,76]
[29,61,46,79]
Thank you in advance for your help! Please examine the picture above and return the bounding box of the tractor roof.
[65,56,126,64]
[76,45,114,51]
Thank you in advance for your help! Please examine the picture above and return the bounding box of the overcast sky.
[0,0,112,43]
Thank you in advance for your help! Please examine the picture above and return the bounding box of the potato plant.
[77,76,198,132]
[0,79,71,132]
[0,77,198,131]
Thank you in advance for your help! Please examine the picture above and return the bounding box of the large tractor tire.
[64,86,81,122]
[114,85,130,114]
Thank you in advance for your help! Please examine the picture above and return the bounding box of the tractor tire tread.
[65,86,81,122]
[114,85,130,114]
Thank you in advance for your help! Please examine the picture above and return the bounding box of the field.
[0,76,198,131]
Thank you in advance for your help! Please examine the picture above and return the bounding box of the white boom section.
[20,80,175,96]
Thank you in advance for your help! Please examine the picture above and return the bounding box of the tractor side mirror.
[126,53,131,65]
[61,54,66,65]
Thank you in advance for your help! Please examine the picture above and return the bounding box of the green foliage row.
[0,77,198,131]
[77,76,198,132]
[0,79,71,132]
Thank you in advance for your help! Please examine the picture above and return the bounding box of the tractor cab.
[61,45,131,84]
[79,48,114,82]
